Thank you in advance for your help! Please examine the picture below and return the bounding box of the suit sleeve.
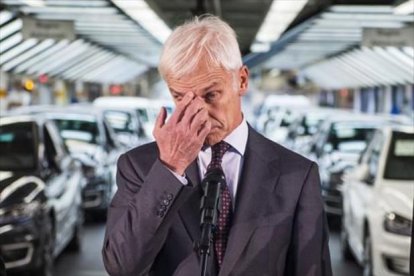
[102,153,195,276]
[285,162,333,276]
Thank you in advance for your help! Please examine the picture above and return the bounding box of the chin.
[205,131,225,146]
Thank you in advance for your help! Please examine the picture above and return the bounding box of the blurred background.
[0,0,413,276]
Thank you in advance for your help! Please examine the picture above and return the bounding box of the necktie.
[206,141,232,267]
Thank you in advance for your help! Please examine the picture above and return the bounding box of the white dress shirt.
[168,119,248,209]
[197,119,248,209]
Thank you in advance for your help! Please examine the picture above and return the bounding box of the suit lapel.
[219,127,281,276]
[178,160,202,243]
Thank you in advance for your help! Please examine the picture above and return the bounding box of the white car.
[93,96,173,140]
[341,125,413,276]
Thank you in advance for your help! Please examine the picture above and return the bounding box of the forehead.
[167,64,232,92]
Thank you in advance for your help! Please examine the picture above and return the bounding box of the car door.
[43,122,82,255]
[102,120,121,199]
[347,131,383,261]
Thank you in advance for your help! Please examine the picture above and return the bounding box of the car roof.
[0,114,47,126]
[381,124,414,134]
[93,96,154,108]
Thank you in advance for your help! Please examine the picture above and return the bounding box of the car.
[45,107,123,218]
[284,107,346,154]
[254,94,311,134]
[0,115,84,276]
[98,107,149,148]
[93,96,173,141]
[310,114,403,219]
[341,125,413,276]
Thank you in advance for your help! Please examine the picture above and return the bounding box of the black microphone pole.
[197,168,225,276]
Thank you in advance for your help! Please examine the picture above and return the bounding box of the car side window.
[366,132,384,185]
[43,124,60,171]
[103,121,117,150]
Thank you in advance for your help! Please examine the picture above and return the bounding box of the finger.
[169,92,194,124]
[182,97,205,126]
[197,120,211,139]
[190,108,208,132]
[154,107,167,132]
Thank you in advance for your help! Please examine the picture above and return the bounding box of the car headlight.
[0,201,40,224]
[383,212,411,236]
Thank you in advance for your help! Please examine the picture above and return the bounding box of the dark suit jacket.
[410,201,413,276]
[0,255,6,276]
[102,126,332,276]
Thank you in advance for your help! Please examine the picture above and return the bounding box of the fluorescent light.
[0,19,22,41]
[63,52,114,79]
[0,38,37,65]
[394,0,414,14]
[321,12,413,22]
[250,42,271,53]
[111,0,171,43]
[1,39,54,71]
[23,0,45,6]
[22,6,117,14]
[42,0,108,7]
[0,33,23,54]
[29,41,89,74]
[329,5,393,14]
[402,47,414,57]
[254,0,308,45]
[14,40,69,73]
[67,54,117,80]
[0,11,14,26]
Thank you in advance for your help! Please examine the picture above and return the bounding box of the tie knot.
[211,141,230,160]
[207,141,230,172]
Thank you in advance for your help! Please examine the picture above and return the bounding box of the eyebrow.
[202,82,219,92]
[170,90,185,96]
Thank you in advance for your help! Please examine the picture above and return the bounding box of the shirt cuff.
[166,167,188,185]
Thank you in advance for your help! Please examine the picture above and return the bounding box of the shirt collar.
[223,118,248,156]
[201,118,248,156]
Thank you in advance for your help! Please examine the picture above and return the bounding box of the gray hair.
[158,15,243,80]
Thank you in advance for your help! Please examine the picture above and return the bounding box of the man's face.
[166,60,249,145]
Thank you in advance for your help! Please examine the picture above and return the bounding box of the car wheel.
[32,216,54,276]
[340,225,354,261]
[363,235,373,276]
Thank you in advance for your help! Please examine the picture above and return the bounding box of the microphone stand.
[197,168,225,276]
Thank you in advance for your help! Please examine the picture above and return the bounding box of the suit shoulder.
[119,142,159,168]
[252,129,314,168]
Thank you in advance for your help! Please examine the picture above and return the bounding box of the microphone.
[200,167,225,229]
[197,168,226,259]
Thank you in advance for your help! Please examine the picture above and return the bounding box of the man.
[102,15,332,276]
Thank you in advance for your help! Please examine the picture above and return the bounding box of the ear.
[238,65,249,96]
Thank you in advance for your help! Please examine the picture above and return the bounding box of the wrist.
[159,158,185,176]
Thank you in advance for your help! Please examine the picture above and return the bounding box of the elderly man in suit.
[102,15,332,276]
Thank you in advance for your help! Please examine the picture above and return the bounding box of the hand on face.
[153,92,211,175]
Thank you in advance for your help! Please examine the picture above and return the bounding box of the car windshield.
[136,109,149,123]
[0,122,36,170]
[384,131,414,181]
[302,114,325,135]
[328,124,376,153]
[104,110,134,134]
[54,118,99,145]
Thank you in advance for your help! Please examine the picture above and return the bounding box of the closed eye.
[204,91,220,103]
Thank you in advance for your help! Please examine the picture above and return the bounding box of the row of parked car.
[0,96,172,275]
[255,95,413,276]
